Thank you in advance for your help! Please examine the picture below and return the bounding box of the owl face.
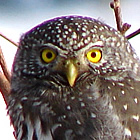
[12,16,138,88]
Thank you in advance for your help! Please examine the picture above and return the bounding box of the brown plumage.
[8,16,140,140]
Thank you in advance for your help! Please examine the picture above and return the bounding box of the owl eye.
[86,49,102,63]
[41,49,56,63]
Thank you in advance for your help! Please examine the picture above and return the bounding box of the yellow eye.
[41,49,56,63]
[86,49,102,63]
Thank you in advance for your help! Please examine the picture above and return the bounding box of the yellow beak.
[65,59,78,87]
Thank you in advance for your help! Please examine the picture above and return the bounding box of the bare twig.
[0,47,11,82]
[0,46,11,105]
[0,72,10,105]
[122,23,131,35]
[0,32,18,105]
[127,28,140,39]
[0,32,18,47]
[110,0,131,34]
[110,0,123,32]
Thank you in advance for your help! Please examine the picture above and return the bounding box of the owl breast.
[16,75,123,140]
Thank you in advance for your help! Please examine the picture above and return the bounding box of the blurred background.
[0,0,139,139]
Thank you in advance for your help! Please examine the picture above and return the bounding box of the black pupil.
[91,52,96,58]
[46,52,53,59]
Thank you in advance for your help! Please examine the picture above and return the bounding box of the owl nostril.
[63,62,66,66]
[77,62,80,66]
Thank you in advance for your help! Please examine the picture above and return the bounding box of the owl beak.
[65,60,78,87]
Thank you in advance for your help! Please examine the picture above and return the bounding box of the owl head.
[12,16,140,89]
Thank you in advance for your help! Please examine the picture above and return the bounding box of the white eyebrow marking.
[80,41,103,51]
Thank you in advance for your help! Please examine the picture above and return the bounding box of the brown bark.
[0,34,18,105]
[110,0,131,34]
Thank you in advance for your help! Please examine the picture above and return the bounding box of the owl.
[8,16,140,140]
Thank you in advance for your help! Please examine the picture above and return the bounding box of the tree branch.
[110,0,131,34]
[0,47,11,82]
[0,71,10,105]
[0,32,18,47]
[0,44,14,105]
[0,47,11,105]
[0,33,18,105]
[126,28,140,39]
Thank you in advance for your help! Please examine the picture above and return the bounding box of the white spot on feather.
[21,97,28,101]
[126,45,131,53]
[132,115,139,121]
[121,90,125,95]
[113,96,116,101]
[81,102,85,107]
[124,128,131,137]
[130,86,134,89]
[112,82,115,86]
[67,105,71,110]
[108,86,111,89]
[76,120,81,125]
[123,104,128,110]
[134,98,138,104]
[118,83,124,86]
[71,32,77,39]
[91,113,96,118]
